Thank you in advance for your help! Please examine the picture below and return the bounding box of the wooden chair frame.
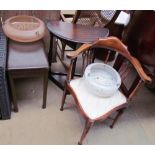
[60,36,152,145]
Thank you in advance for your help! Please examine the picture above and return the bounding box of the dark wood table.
[7,40,49,112]
[47,21,109,90]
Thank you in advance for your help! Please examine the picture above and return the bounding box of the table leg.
[8,74,18,112]
[48,33,57,68]
[48,33,65,90]
[48,38,79,90]
[42,69,48,109]
[48,33,53,68]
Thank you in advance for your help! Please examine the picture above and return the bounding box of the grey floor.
[0,52,155,145]
[0,76,155,144]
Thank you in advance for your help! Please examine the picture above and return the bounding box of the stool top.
[47,21,109,44]
[7,40,49,70]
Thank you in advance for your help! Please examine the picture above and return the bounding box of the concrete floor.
[0,51,155,144]
[0,75,155,145]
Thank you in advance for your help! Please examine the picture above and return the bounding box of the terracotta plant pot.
[2,15,45,42]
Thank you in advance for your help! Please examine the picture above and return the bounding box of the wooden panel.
[123,10,155,88]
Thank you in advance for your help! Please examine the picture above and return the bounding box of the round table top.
[47,21,109,44]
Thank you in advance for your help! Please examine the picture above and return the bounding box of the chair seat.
[70,78,127,120]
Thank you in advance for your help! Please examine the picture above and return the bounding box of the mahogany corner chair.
[60,37,152,145]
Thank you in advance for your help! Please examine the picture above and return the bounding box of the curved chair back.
[66,37,152,99]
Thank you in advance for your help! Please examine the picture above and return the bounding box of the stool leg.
[42,70,48,109]
[8,74,18,112]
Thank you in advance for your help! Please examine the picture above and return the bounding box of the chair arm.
[66,58,77,82]
[66,43,92,59]
[130,57,152,83]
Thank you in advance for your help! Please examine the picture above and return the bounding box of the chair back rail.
[66,37,152,99]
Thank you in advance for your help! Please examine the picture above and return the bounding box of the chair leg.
[60,85,67,111]
[42,70,48,109]
[78,119,94,145]
[110,108,125,128]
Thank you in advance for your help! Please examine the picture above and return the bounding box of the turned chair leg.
[110,108,125,128]
[60,86,67,111]
[78,119,94,145]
